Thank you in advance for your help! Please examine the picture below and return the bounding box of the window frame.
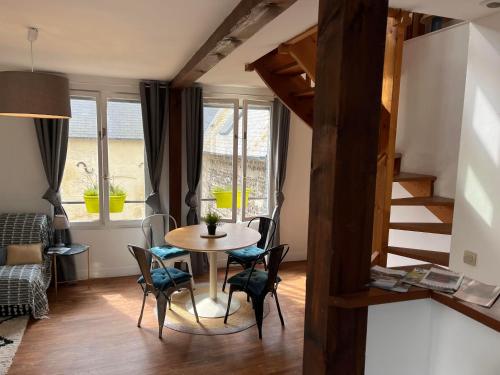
[200,98,239,223]
[200,97,273,224]
[241,99,273,222]
[63,89,149,228]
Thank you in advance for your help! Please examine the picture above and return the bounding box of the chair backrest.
[264,244,289,292]
[248,216,276,250]
[141,214,178,248]
[128,245,155,291]
[128,244,177,292]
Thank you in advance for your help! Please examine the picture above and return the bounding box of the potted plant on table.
[203,210,221,235]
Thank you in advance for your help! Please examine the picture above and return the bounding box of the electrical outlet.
[463,250,477,266]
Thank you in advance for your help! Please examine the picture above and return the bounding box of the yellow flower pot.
[83,194,127,213]
[83,195,99,213]
[213,189,250,209]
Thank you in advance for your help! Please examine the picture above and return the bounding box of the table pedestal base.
[186,292,241,318]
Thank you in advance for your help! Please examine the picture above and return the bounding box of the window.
[200,99,272,222]
[61,92,148,224]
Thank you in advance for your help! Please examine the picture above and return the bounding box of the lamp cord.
[30,39,34,72]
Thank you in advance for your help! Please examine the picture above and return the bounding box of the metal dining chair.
[128,244,199,339]
[222,216,276,292]
[141,214,194,287]
[224,244,289,339]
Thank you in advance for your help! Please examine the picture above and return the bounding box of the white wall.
[396,23,469,198]
[366,300,432,375]
[0,117,50,214]
[366,299,500,375]
[280,113,312,261]
[71,227,142,279]
[388,24,469,267]
[451,12,500,285]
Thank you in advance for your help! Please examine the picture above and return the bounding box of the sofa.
[0,213,52,318]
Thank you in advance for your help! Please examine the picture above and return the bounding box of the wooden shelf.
[330,283,500,333]
[431,292,500,333]
[330,287,430,309]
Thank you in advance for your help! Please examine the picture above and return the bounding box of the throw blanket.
[0,214,51,319]
[0,258,51,318]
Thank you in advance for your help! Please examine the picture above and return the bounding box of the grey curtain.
[34,118,75,281]
[270,99,291,246]
[140,81,169,213]
[183,86,208,275]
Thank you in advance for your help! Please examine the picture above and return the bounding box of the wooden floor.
[10,262,306,375]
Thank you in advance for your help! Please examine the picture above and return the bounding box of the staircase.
[388,153,454,266]
[247,11,454,267]
[245,25,316,127]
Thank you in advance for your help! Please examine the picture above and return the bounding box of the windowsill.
[69,220,143,230]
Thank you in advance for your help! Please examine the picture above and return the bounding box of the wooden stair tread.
[391,196,454,207]
[389,222,452,234]
[393,172,437,182]
[387,246,449,266]
[273,62,304,75]
[293,88,315,97]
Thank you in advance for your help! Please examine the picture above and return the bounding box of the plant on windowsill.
[212,186,251,209]
[108,183,127,213]
[83,183,127,214]
[203,210,221,235]
[79,162,127,214]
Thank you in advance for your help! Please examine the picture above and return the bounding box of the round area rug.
[163,283,270,335]
[0,316,29,375]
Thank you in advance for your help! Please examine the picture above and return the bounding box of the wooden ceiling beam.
[170,0,297,88]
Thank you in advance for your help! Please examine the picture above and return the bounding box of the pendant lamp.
[0,27,71,119]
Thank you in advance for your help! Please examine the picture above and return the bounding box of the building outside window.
[200,99,272,223]
[61,92,148,224]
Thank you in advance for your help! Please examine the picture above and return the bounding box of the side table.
[47,243,90,297]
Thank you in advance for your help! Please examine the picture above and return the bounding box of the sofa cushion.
[6,243,43,265]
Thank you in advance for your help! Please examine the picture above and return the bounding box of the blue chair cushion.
[137,267,192,291]
[227,268,281,296]
[226,245,265,263]
[151,245,188,260]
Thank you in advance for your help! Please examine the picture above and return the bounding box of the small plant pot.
[213,189,251,209]
[83,194,127,213]
[109,194,126,213]
[83,195,99,213]
[207,224,217,235]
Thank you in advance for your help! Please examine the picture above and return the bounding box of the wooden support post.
[372,11,410,266]
[168,88,182,226]
[303,0,388,373]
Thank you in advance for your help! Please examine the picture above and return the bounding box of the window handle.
[99,128,107,140]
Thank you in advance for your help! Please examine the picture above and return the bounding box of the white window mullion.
[100,92,111,225]
[231,101,239,223]
[241,100,249,222]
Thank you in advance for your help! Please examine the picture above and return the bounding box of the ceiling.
[0,0,498,86]
[0,0,239,80]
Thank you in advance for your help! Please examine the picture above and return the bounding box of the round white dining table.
[165,223,261,318]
